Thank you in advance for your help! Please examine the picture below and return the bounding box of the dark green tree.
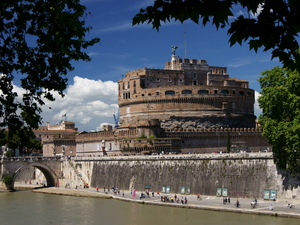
[0,0,100,131]
[0,128,42,155]
[258,66,300,172]
[133,0,300,72]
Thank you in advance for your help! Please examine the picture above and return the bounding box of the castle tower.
[118,56,256,130]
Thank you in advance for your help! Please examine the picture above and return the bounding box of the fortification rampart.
[67,153,299,200]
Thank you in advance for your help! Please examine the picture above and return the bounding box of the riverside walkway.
[30,186,300,219]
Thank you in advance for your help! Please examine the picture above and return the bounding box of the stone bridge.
[0,157,63,190]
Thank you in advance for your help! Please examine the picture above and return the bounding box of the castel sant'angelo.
[41,49,271,156]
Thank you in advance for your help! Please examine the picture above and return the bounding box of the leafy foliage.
[5,150,15,158]
[0,128,42,155]
[0,0,100,130]
[133,0,300,72]
[2,175,13,186]
[258,66,300,172]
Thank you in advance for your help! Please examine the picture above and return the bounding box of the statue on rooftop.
[171,46,178,56]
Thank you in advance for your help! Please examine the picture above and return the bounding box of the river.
[0,190,298,225]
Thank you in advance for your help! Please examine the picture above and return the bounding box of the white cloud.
[251,4,264,18]
[254,91,262,117]
[36,76,119,131]
[226,55,273,68]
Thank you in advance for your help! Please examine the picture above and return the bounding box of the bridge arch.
[12,162,58,189]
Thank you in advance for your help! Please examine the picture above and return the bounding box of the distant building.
[36,121,77,156]
[41,54,271,156]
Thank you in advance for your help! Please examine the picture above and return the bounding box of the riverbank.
[31,187,300,219]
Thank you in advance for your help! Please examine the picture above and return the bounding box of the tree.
[0,0,100,131]
[258,66,300,172]
[133,0,300,72]
[2,175,14,187]
[0,128,42,155]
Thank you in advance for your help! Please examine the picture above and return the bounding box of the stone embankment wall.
[67,153,300,200]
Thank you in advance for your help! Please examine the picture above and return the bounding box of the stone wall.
[70,153,300,200]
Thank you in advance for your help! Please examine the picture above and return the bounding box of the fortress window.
[156,78,160,82]
[142,94,144,96]
[221,90,229,95]
[232,90,236,94]
[180,79,183,83]
[168,79,172,82]
[198,90,209,94]
[156,91,160,95]
[182,90,192,95]
[165,90,175,95]
[193,81,197,85]
[239,91,244,95]
[214,90,218,94]
[128,82,130,88]
[148,93,151,96]
[134,81,136,87]
[193,73,197,79]
[221,69,224,74]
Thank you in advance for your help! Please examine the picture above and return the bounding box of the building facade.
[118,56,256,129]
[41,55,271,156]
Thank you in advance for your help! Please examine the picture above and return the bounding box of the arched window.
[165,90,175,95]
[221,90,229,95]
[182,90,192,95]
[198,90,209,94]
[239,91,244,96]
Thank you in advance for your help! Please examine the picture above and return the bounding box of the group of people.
[250,198,258,208]
[160,195,188,204]
[222,197,231,204]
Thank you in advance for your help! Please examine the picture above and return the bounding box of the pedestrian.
[152,191,154,197]
[227,197,230,203]
[122,191,124,197]
[269,204,273,210]
[96,187,99,192]
[185,197,188,204]
[181,197,184,204]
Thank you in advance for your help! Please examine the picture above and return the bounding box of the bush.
[2,175,13,186]
[148,135,156,139]
[5,150,14,157]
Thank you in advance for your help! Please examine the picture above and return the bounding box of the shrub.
[2,175,13,186]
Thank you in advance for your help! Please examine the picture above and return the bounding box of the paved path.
[28,185,300,219]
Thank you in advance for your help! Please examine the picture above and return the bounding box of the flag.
[62,113,66,117]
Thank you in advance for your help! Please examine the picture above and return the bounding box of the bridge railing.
[0,156,63,162]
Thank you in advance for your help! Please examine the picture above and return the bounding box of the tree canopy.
[0,128,42,155]
[258,66,300,172]
[0,0,100,131]
[133,0,300,72]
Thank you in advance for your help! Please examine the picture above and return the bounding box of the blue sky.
[18,0,284,131]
